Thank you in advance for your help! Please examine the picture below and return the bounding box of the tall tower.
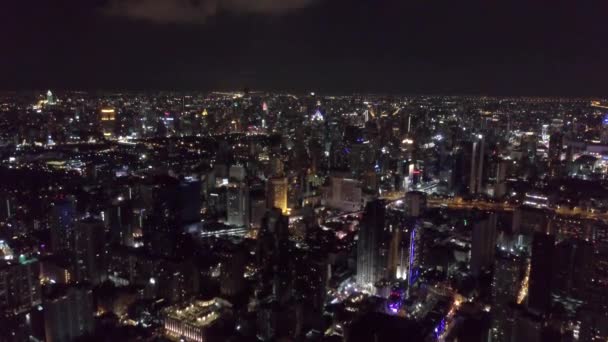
[267,177,288,213]
[356,200,387,292]
[404,191,427,217]
[528,232,555,314]
[44,285,94,342]
[469,135,485,195]
[100,108,116,139]
[50,196,76,253]
[470,212,498,278]
[601,113,608,144]
[549,132,564,168]
[457,136,485,195]
[0,256,42,316]
[73,218,106,286]
[227,183,249,227]
[257,208,291,303]
[406,219,422,291]
[46,90,55,105]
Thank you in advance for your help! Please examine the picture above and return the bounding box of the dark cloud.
[104,0,320,23]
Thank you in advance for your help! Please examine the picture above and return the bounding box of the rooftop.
[164,298,232,328]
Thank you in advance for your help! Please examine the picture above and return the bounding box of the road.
[383,193,608,222]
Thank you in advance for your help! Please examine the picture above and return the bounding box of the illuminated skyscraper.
[99,108,116,139]
[267,177,288,213]
[46,90,55,105]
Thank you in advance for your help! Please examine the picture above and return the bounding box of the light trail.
[517,260,531,305]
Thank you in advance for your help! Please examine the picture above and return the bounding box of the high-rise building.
[356,200,387,292]
[528,232,555,314]
[107,197,134,247]
[46,90,55,105]
[141,176,183,257]
[455,136,485,195]
[511,207,549,235]
[267,177,288,213]
[601,113,608,144]
[220,244,248,297]
[404,191,426,217]
[0,191,16,222]
[492,158,509,198]
[553,238,593,300]
[0,256,41,317]
[99,108,116,139]
[227,183,249,227]
[470,135,485,194]
[178,177,202,225]
[491,253,524,342]
[50,196,76,253]
[229,164,246,182]
[548,132,563,167]
[249,188,267,229]
[257,209,291,303]
[44,285,94,342]
[73,218,106,286]
[470,212,497,278]
[512,307,543,342]
[324,175,362,212]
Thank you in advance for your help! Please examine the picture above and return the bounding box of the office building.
[73,218,106,286]
[0,256,41,316]
[466,135,486,195]
[44,285,94,342]
[100,108,116,139]
[229,164,246,181]
[528,233,555,314]
[404,191,426,217]
[227,183,249,227]
[163,298,233,342]
[553,238,593,300]
[250,189,267,229]
[324,175,363,212]
[356,200,388,292]
[470,212,498,277]
[267,176,288,213]
[491,253,524,342]
[257,209,291,303]
[50,196,76,253]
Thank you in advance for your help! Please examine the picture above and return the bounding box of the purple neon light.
[408,224,416,286]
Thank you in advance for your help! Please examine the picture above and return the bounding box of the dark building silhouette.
[528,232,555,314]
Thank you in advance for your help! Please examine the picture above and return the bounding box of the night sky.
[1,0,608,95]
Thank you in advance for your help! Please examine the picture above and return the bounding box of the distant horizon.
[0,88,606,100]
[3,2,608,98]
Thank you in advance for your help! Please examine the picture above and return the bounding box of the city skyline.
[2,1,608,341]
